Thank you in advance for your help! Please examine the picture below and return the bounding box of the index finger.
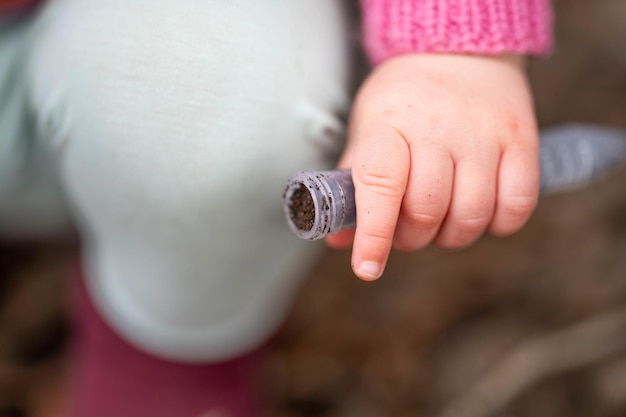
[350,125,410,281]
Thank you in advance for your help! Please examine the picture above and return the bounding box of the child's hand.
[326,54,539,281]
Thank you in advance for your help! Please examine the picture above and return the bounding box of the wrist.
[379,53,528,74]
[488,54,528,70]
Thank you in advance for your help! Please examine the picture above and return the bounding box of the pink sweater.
[361,0,553,64]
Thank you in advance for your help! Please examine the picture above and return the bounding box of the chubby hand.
[326,54,540,281]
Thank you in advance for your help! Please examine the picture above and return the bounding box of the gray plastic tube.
[538,124,626,191]
[284,169,356,240]
[284,124,626,240]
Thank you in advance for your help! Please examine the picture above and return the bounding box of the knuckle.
[379,106,400,121]
[499,194,538,218]
[359,225,395,251]
[454,215,491,234]
[361,224,394,243]
[404,208,445,230]
[357,166,405,199]
[393,209,442,252]
[498,112,537,142]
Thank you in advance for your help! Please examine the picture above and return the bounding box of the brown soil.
[289,184,315,232]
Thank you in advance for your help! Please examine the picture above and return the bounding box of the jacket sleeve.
[360,0,553,64]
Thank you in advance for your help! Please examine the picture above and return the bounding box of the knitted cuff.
[361,0,553,64]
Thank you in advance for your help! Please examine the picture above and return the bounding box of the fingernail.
[358,261,382,281]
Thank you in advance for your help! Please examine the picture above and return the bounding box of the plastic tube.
[538,124,626,192]
[283,169,355,240]
[283,124,626,240]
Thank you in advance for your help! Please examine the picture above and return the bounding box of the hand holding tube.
[284,124,626,240]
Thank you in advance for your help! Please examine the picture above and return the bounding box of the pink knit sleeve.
[361,0,553,64]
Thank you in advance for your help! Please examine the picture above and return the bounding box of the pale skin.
[326,53,540,281]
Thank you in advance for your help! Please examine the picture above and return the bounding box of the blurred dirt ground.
[2,0,626,416]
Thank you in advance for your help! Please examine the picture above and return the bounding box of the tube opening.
[287,183,316,232]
